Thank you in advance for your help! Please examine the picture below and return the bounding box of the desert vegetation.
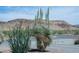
[1,8,52,52]
[0,34,4,44]
[51,30,79,35]
[7,26,31,53]
[31,8,52,52]
[0,7,79,53]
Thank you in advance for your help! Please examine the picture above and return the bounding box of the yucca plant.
[32,8,51,52]
[7,26,30,53]
[32,25,51,51]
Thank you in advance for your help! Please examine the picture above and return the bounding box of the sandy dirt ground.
[0,41,79,53]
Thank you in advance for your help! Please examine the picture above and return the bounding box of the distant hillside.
[72,25,79,28]
[0,19,79,31]
[49,20,79,30]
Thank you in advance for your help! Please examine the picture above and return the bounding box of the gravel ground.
[0,41,79,53]
[46,45,79,53]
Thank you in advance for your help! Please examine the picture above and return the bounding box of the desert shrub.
[73,30,79,35]
[74,40,79,45]
[7,27,30,53]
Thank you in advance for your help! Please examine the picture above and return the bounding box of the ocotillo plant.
[8,25,30,53]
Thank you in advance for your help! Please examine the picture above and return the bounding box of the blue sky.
[0,6,79,25]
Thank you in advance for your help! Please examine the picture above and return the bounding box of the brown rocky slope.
[0,19,78,31]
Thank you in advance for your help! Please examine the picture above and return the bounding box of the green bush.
[73,30,79,35]
[7,27,30,53]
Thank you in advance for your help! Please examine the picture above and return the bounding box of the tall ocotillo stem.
[37,9,40,25]
[34,8,43,26]
[39,8,43,25]
[33,15,37,29]
[45,8,50,28]
[33,10,39,29]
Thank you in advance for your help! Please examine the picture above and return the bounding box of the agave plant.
[7,26,30,53]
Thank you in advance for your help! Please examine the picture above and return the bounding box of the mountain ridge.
[0,19,79,31]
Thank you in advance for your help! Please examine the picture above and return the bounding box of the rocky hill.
[72,25,79,28]
[49,20,79,30]
[0,19,79,31]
